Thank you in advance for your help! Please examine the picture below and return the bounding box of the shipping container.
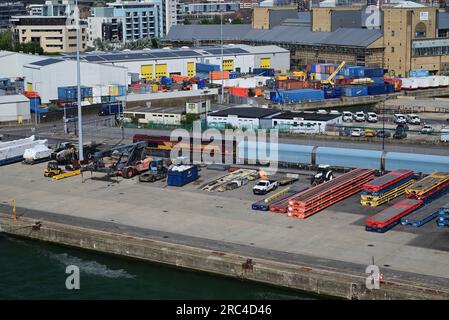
[364,68,384,78]
[367,84,388,95]
[58,86,93,100]
[252,68,275,77]
[98,102,124,116]
[401,78,419,90]
[101,96,111,103]
[160,76,173,86]
[384,77,402,91]
[271,89,324,104]
[344,66,365,78]
[323,87,342,99]
[210,71,230,80]
[343,86,368,97]
[409,69,429,77]
[371,77,384,84]
[167,165,199,186]
[196,63,220,73]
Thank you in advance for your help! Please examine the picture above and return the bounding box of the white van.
[394,114,407,124]
[407,114,421,125]
[342,111,353,122]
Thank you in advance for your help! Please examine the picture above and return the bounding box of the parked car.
[394,114,407,124]
[354,111,366,122]
[342,111,353,122]
[421,125,434,134]
[366,112,378,123]
[441,127,449,142]
[351,128,365,137]
[376,130,391,138]
[364,129,376,137]
[407,114,421,125]
[253,179,279,195]
[329,110,340,115]
[316,109,328,114]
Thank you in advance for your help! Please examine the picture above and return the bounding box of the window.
[415,22,427,38]
[391,47,395,53]
[391,30,395,37]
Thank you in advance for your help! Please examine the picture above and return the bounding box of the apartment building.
[11,16,87,53]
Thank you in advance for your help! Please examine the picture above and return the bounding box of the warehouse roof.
[209,107,280,119]
[29,58,64,67]
[0,94,29,104]
[166,25,382,48]
[63,44,288,63]
[273,111,341,122]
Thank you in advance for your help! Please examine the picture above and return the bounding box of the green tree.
[183,19,191,25]
[212,16,222,24]
[17,42,44,55]
[200,19,210,25]
[0,29,13,51]
[231,17,242,24]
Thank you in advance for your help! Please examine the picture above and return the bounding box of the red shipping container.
[228,87,248,97]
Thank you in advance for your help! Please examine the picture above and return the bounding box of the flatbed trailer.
[362,169,414,193]
[252,188,300,211]
[406,179,449,202]
[405,172,449,197]
[401,195,449,227]
[287,169,375,218]
[365,198,423,233]
[361,179,415,206]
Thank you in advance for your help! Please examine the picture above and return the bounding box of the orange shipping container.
[228,86,248,97]
[210,71,230,80]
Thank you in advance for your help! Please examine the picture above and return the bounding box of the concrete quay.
[1,162,449,299]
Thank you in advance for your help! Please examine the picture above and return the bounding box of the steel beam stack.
[361,170,415,207]
[365,199,424,233]
[287,169,375,219]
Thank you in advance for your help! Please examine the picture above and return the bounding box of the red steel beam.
[363,169,414,193]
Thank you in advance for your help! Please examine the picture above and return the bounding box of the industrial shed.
[62,44,290,80]
[23,58,128,103]
[0,94,31,124]
[207,106,281,129]
[270,111,342,134]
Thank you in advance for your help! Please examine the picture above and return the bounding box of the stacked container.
[343,86,368,97]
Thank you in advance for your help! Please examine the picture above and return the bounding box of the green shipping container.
[101,96,111,103]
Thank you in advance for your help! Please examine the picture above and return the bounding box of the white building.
[87,15,124,48]
[123,105,186,125]
[0,51,44,79]
[271,111,342,134]
[0,95,31,124]
[207,106,280,129]
[68,44,290,81]
[22,57,128,103]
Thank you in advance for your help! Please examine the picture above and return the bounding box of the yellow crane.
[321,61,346,88]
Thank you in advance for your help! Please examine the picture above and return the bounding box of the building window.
[391,47,395,53]
[415,22,427,38]
[391,30,395,37]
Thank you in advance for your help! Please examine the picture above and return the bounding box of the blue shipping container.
[167,165,199,186]
[323,87,342,99]
[367,84,387,95]
[385,84,395,93]
[196,63,220,73]
[276,89,324,103]
[253,68,275,77]
[197,79,206,89]
[371,77,384,84]
[58,86,92,100]
[99,102,123,116]
[344,86,368,97]
[229,72,238,79]
[364,68,384,78]
[344,66,365,78]
[410,69,429,77]
[160,77,173,86]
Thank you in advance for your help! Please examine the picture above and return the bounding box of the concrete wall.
[0,51,44,78]
[1,214,448,300]
[0,99,31,123]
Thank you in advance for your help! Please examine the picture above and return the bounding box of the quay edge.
[1,214,448,300]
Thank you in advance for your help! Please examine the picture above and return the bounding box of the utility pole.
[220,10,224,104]
[75,0,84,161]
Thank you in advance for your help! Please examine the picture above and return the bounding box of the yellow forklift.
[44,161,63,177]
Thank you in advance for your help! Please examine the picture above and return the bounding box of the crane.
[321,61,346,88]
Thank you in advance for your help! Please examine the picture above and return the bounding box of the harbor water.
[0,234,313,300]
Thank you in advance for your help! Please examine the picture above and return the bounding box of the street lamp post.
[75,0,84,161]
[220,10,224,104]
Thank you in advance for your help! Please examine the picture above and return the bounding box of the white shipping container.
[428,76,439,87]
[417,77,430,88]
[92,86,101,99]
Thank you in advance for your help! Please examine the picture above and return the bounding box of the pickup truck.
[253,179,279,195]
